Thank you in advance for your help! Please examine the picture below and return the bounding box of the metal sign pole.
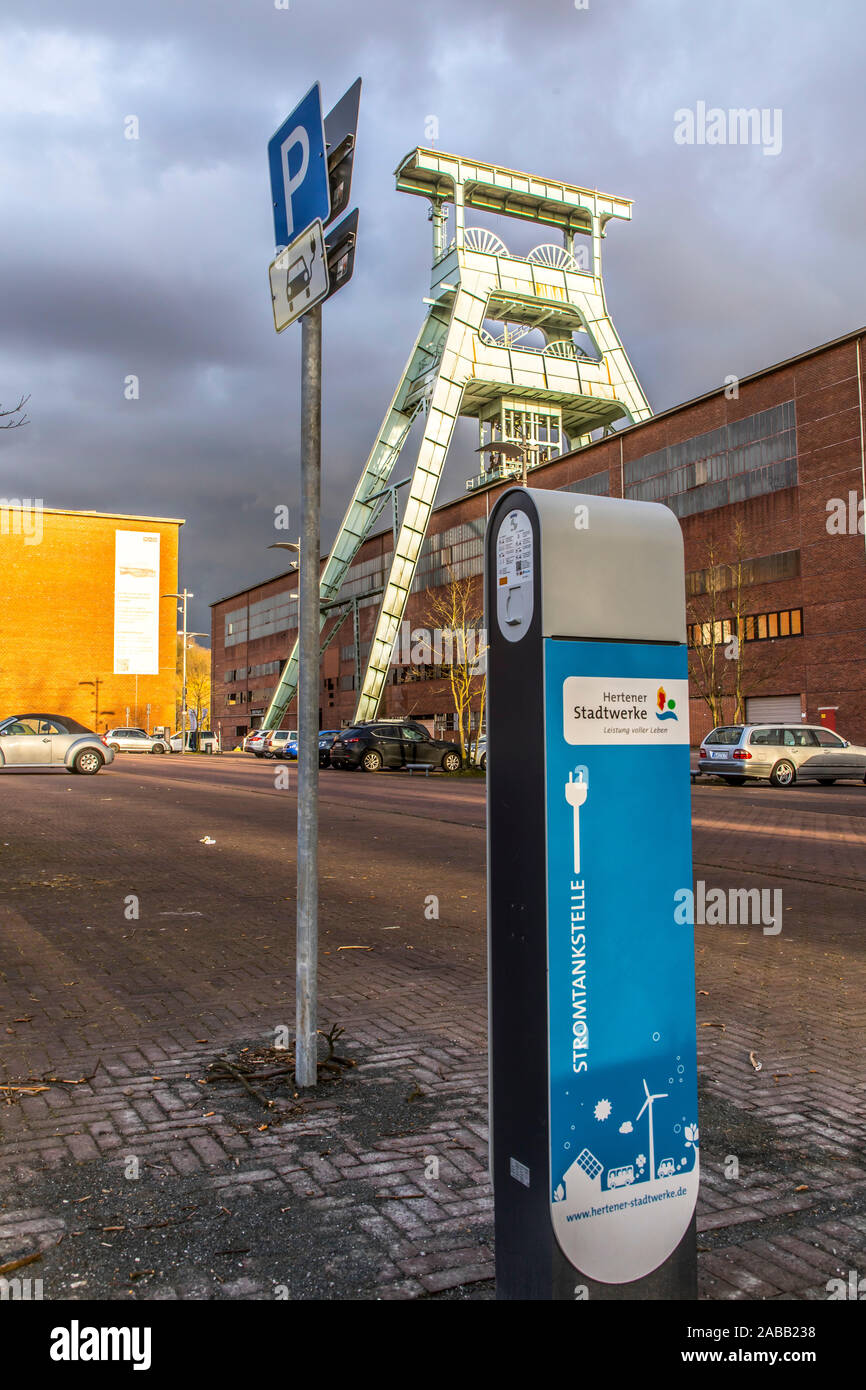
[267,76,360,1086]
[295,302,322,1087]
[180,591,191,755]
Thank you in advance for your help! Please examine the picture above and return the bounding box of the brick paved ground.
[0,758,863,1299]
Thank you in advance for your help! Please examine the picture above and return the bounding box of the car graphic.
[607,1165,635,1189]
[657,1157,676,1178]
[286,233,317,305]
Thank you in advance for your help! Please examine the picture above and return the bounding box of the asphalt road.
[102,750,866,886]
[69,747,866,819]
[1,752,864,1302]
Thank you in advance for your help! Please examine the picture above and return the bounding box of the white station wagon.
[104,727,170,754]
[699,724,866,786]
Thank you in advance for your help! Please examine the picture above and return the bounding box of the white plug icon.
[564,769,589,874]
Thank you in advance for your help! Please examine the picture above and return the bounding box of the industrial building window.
[247,594,300,642]
[625,402,797,517]
[224,609,248,647]
[434,713,458,733]
[338,551,394,604]
[688,607,802,647]
[333,522,485,606]
[559,470,610,498]
[686,549,800,598]
[411,519,485,591]
[243,659,284,679]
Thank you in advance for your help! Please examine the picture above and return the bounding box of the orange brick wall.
[0,508,182,732]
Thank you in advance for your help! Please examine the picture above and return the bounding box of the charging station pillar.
[486,487,698,1300]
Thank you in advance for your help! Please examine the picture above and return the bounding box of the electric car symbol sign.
[269,219,329,333]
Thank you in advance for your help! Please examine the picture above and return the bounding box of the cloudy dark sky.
[1,0,864,637]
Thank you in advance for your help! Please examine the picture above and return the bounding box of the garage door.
[746,695,802,724]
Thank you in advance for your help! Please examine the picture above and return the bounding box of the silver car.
[104,726,170,754]
[699,723,866,787]
[0,713,115,775]
[262,730,298,759]
[244,730,268,755]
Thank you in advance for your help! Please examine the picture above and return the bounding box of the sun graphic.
[593,1099,612,1121]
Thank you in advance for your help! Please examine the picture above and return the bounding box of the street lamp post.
[268,539,300,570]
[163,589,194,753]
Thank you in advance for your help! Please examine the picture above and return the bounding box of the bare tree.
[0,395,30,429]
[175,636,211,733]
[687,520,771,726]
[185,644,212,732]
[687,535,729,729]
[423,571,487,765]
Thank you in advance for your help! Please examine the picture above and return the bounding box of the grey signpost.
[267,79,361,1087]
[295,302,322,1086]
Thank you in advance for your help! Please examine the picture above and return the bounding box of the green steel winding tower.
[264,147,651,729]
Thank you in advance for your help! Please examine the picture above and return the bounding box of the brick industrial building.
[211,327,866,748]
[0,506,183,733]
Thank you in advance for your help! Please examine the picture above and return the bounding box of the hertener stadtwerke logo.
[655,686,678,722]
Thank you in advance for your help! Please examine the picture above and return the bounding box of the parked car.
[329,719,463,773]
[473,736,487,771]
[262,730,298,759]
[698,723,866,786]
[318,730,342,767]
[169,730,218,752]
[244,730,269,756]
[104,727,170,755]
[0,713,115,775]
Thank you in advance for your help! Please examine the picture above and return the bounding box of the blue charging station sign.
[487,487,698,1299]
[544,638,698,1283]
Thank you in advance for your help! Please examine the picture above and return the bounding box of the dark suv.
[329,720,463,773]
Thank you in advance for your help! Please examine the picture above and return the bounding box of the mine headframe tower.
[263,147,651,729]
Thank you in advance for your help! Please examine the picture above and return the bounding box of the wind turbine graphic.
[636,1078,668,1180]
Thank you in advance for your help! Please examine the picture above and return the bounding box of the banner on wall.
[114,530,160,675]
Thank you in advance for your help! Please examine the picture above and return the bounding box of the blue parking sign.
[268,83,331,251]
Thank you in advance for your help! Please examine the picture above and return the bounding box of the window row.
[224,660,286,683]
[688,608,803,647]
[686,549,800,598]
[624,402,796,485]
[559,471,611,498]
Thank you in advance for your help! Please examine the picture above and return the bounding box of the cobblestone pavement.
[0,759,863,1299]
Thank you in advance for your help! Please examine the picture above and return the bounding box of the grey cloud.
[1,0,864,634]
